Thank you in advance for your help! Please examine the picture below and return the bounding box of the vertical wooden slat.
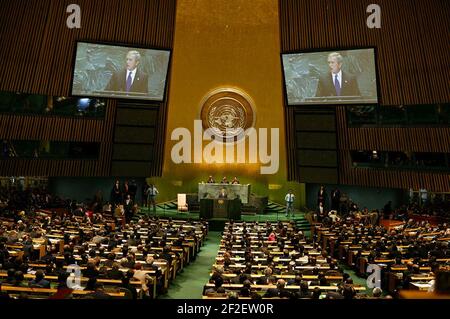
[280,0,450,191]
[0,0,176,177]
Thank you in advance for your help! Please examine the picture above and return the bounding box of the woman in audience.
[133,263,152,298]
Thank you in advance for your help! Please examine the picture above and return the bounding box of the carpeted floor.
[158,232,370,299]
[159,231,222,299]
[339,264,369,288]
[145,207,369,298]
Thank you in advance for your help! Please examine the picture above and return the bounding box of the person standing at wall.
[142,182,149,207]
[317,185,328,210]
[331,188,341,211]
[128,180,137,203]
[419,188,428,207]
[285,189,295,218]
[146,184,159,215]
[111,180,122,205]
[123,194,134,224]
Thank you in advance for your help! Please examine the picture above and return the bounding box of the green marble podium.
[199,198,241,220]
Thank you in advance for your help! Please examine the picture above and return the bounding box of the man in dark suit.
[316,52,360,97]
[256,267,276,285]
[218,188,228,199]
[331,188,341,211]
[124,194,134,224]
[28,270,51,288]
[84,283,112,299]
[263,279,292,298]
[105,50,149,95]
[106,263,123,280]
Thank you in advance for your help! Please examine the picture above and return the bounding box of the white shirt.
[285,194,294,203]
[133,270,151,292]
[126,68,137,84]
[332,70,342,87]
[147,187,158,196]
[297,255,308,264]
[329,211,339,222]
[419,188,428,200]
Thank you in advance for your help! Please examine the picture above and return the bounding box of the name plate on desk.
[198,183,250,204]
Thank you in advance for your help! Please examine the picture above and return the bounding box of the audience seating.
[0,205,208,299]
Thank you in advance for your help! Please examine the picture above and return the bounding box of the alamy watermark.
[66,264,82,289]
[170,120,279,174]
[66,4,380,30]
[66,4,81,29]
[366,4,381,29]
[366,264,382,289]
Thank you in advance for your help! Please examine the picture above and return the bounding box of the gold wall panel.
[153,0,305,207]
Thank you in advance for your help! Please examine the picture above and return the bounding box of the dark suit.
[317,189,328,206]
[124,199,134,223]
[106,268,123,280]
[316,71,360,97]
[218,192,228,199]
[29,278,51,289]
[256,275,276,285]
[264,288,291,298]
[331,189,341,211]
[105,69,149,94]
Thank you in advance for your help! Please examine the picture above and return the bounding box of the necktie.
[334,74,341,96]
[126,71,132,92]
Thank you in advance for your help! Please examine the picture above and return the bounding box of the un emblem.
[200,88,255,142]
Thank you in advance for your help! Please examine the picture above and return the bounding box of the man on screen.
[105,50,148,94]
[315,52,360,97]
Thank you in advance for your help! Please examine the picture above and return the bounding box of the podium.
[199,198,241,220]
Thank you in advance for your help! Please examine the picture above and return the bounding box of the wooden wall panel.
[0,115,103,142]
[286,106,298,180]
[110,100,164,177]
[280,0,450,191]
[0,100,116,176]
[0,0,176,177]
[152,90,168,176]
[346,127,450,153]
[337,150,450,192]
[335,106,450,191]
[0,0,176,96]
[280,0,450,105]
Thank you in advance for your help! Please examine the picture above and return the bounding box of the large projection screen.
[71,42,171,102]
[282,48,379,105]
